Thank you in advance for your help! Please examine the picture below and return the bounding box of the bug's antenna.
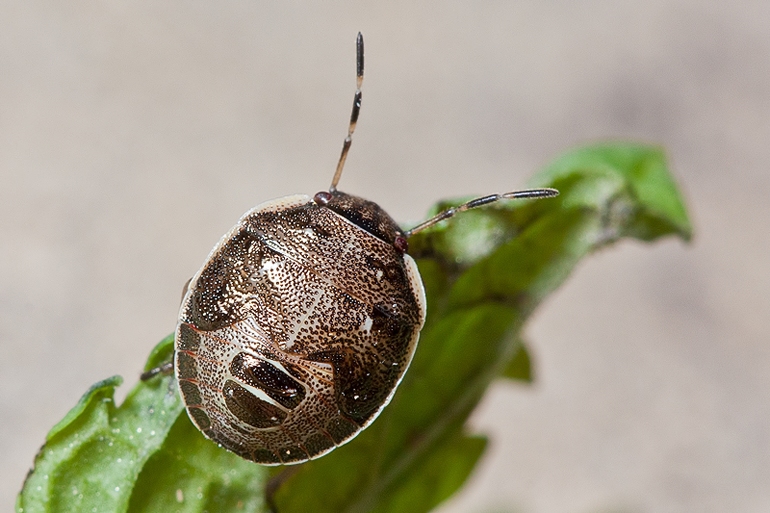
[404,187,559,237]
[330,32,364,192]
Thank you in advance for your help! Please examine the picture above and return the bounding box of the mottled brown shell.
[175,191,426,464]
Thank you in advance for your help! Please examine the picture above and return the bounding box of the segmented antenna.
[404,187,559,237]
[330,32,364,192]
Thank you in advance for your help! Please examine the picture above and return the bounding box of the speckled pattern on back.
[175,193,426,464]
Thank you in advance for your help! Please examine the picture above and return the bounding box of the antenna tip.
[355,32,364,81]
[542,188,559,197]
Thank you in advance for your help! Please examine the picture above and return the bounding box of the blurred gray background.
[2,2,769,512]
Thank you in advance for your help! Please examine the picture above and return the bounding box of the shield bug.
[170,33,557,465]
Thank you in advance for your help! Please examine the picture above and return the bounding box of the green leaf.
[18,334,185,513]
[370,428,487,513]
[531,143,692,242]
[126,410,267,513]
[18,142,691,513]
[501,339,533,383]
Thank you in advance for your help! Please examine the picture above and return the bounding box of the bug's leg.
[329,32,364,192]
[404,188,559,237]
[140,361,173,381]
[265,466,301,513]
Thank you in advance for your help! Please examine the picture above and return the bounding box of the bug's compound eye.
[394,236,408,254]
[314,191,332,205]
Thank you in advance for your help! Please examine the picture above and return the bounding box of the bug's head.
[317,34,411,254]
[314,190,408,253]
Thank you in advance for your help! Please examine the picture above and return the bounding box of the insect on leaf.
[18,142,691,513]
